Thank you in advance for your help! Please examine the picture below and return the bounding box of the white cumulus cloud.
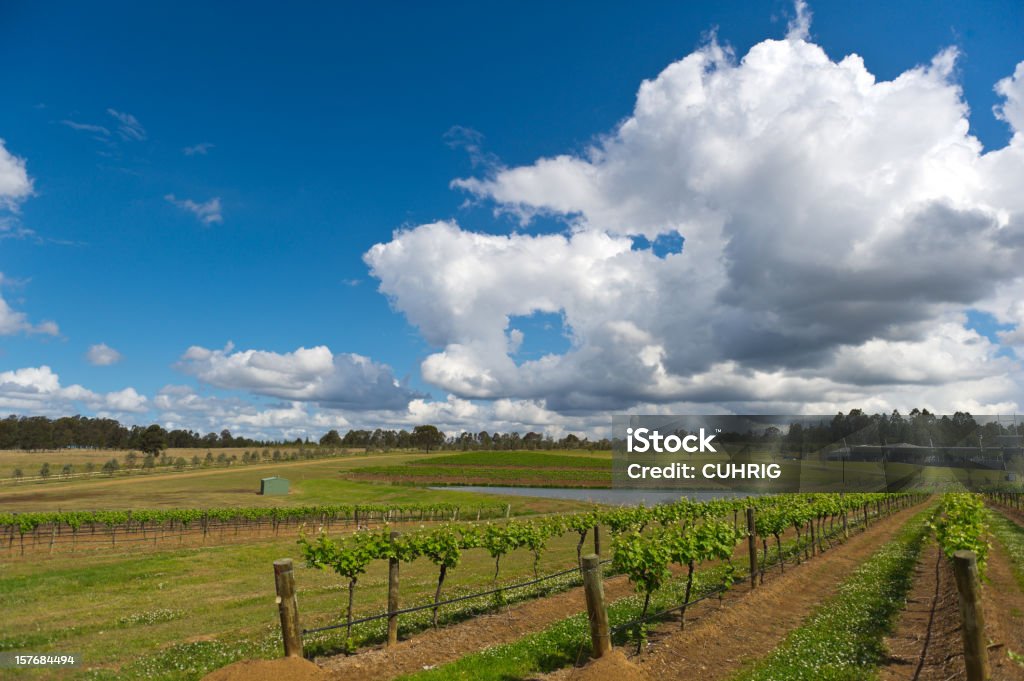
[0,366,147,415]
[0,139,33,210]
[86,343,123,366]
[368,23,1024,415]
[0,276,59,337]
[176,343,420,410]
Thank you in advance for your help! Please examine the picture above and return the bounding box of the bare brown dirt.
[547,649,651,681]
[317,502,921,681]
[201,657,328,681]
[879,540,963,681]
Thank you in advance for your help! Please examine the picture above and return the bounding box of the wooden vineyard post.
[842,509,849,539]
[952,551,990,681]
[581,554,611,658]
[593,524,601,556]
[746,508,758,589]
[388,531,401,647]
[273,559,303,658]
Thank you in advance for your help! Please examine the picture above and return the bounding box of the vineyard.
[293,493,922,660]
[12,488,1024,681]
[0,502,509,556]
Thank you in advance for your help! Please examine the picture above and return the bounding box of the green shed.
[260,476,289,495]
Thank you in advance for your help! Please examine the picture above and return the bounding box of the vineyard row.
[1,502,510,556]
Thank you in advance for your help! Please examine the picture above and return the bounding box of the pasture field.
[0,452,588,514]
[0,447,296,472]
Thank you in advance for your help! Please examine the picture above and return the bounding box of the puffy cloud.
[0,139,33,210]
[995,62,1024,139]
[0,366,147,415]
[0,277,59,337]
[85,343,123,366]
[165,194,223,225]
[369,28,1024,414]
[176,343,420,410]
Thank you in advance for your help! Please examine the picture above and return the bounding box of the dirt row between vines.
[879,540,963,681]
[880,505,1024,681]
[315,502,921,681]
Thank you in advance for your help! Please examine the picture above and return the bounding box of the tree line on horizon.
[0,414,609,453]
[7,409,1004,456]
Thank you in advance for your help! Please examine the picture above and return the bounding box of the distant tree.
[204,451,214,466]
[220,429,234,447]
[102,459,119,476]
[191,455,201,466]
[216,452,227,464]
[124,451,138,469]
[142,454,155,471]
[39,462,51,479]
[319,429,343,448]
[412,425,445,452]
[174,457,187,471]
[138,425,167,456]
[12,468,23,483]
[84,461,96,473]
[61,463,73,478]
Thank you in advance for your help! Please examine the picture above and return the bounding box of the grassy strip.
[731,508,931,681]
[350,465,610,483]
[411,452,610,468]
[986,510,1024,590]
[72,572,593,680]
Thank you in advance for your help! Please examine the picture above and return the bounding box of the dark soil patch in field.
[879,540,963,681]
[318,503,921,681]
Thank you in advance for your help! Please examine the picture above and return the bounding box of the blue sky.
[2,1,1024,438]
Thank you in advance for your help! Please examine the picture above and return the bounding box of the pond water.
[429,486,757,506]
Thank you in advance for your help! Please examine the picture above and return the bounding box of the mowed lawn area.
[346,450,615,488]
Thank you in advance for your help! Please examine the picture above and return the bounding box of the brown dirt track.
[314,502,922,681]
[879,540,964,681]
[880,505,1024,681]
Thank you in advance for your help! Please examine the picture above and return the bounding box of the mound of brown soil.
[569,650,651,681]
[201,657,328,681]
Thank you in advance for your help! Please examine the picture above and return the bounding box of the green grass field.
[1,526,600,679]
